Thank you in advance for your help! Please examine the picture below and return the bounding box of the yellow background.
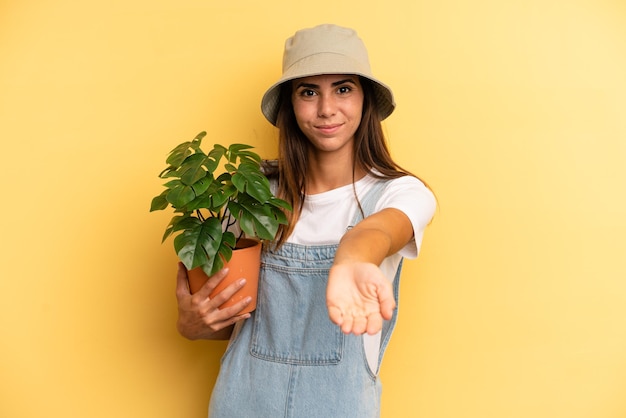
[1,0,625,417]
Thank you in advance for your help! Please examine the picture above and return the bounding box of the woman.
[176,24,436,417]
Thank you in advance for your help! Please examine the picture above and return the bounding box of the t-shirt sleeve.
[375,176,436,258]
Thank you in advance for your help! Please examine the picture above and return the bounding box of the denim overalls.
[209,180,402,418]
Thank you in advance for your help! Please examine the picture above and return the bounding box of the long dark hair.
[270,76,429,247]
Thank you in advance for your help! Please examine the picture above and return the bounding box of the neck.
[305,151,367,194]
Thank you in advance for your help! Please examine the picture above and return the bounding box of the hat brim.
[261,53,395,126]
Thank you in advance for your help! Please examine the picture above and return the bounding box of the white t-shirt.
[287,173,436,373]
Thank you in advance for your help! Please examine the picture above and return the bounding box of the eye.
[337,85,352,94]
[298,89,317,97]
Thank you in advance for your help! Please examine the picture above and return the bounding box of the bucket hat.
[261,24,395,126]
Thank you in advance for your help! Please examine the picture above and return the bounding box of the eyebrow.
[294,78,357,89]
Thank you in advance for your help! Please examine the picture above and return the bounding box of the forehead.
[292,74,361,87]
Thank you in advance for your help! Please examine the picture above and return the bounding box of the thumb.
[377,281,397,321]
[175,262,191,297]
[327,305,344,327]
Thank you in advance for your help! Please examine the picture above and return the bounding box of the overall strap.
[348,179,391,226]
[348,179,403,369]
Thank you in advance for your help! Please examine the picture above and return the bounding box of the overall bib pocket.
[250,263,344,365]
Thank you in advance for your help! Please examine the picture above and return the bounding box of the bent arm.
[327,208,414,335]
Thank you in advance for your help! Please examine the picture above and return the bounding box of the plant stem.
[225,212,236,233]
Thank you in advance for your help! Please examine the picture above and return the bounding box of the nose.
[317,94,336,118]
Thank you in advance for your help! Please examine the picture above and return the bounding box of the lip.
[315,123,342,134]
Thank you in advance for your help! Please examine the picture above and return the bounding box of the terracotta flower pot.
[186,238,261,314]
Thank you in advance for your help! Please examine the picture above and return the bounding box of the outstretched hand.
[326,262,396,335]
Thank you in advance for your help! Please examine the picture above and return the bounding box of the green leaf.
[203,231,237,276]
[185,196,213,212]
[179,153,209,185]
[268,196,293,212]
[158,166,178,179]
[215,172,232,183]
[231,163,273,202]
[190,175,212,196]
[174,217,223,273]
[166,180,196,208]
[236,150,263,165]
[228,143,254,153]
[166,142,194,167]
[193,131,207,142]
[162,214,192,242]
[165,132,207,167]
[228,200,278,240]
[173,218,238,276]
[212,143,228,154]
[150,190,169,212]
[269,205,288,225]
[203,146,224,173]
[227,144,260,164]
[210,185,235,208]
[186,179,234,212]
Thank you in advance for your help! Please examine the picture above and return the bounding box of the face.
[291,74,364,156]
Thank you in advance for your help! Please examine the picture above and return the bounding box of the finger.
[175,262,191,298]
[206,277,247,307]
[202,297,252,336]
[351,315,368,335]
[366,313,383,335]
[340,314,354,335]
[327,306,344,327]
[195,267,230,299]
[217,295,253,317]
[210,311,252,331]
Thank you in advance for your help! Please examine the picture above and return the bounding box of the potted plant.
[150,131,291,313]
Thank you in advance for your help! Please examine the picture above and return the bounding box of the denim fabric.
[209,180,401,418]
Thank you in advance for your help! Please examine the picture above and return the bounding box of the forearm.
[334,227,392,267]
[334,208,413,267]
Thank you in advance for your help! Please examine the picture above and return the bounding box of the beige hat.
[261,24,395,126]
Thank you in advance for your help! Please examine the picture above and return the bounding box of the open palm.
[326,262,396,335]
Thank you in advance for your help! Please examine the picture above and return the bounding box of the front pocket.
[250,264,344,365]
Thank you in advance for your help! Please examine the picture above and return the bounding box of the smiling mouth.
[316,123,342,133]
